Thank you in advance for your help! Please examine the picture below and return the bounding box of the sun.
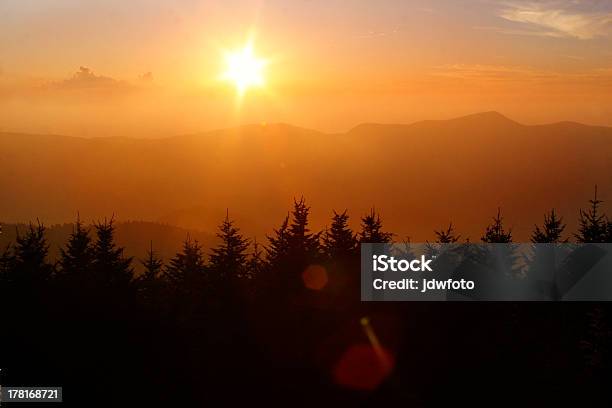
[222,43,266,95]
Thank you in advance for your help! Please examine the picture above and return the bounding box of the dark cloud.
[48,66,131,90]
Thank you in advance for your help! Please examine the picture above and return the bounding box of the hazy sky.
[1,0,612,137]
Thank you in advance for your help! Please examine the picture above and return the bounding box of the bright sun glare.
[222,43,266,95]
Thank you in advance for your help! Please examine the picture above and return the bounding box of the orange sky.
[1,0,611,137]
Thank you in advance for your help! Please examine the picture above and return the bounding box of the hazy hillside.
[1,112,611,241]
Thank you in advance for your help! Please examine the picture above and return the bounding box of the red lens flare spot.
[302,264,328,290]
[333,344,394,391]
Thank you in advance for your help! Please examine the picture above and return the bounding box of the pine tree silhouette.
[434,223,460,243]
[265,198,321,291]
[165,237,207,294]
[0,221,13,280]
[266,214,290,264]
[481,208,512,243]
[92,217,133,288]
[323,210,357,259]
[8,196,612,405]
[358,208,393,243]
[0,243,14,282]
[209,211,250,281]
[479,208,520,279]
[575,186,607,243]
[531,209,567,243]
[394,237,416,259]
[11,221,54,285]
[141,240,163,280]
[286,197,321,260]
[59,215,94,278]
[137,241,165,308]
[246,238,266,279]
[425,223,460,257]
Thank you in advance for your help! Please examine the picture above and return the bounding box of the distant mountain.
[1,112,610,241]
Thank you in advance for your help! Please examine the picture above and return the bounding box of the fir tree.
[266,214,290,264]
[11,221,54,284]
[286,197,321,260]
[92,217,133,288]
[246,238,266,279]
[323,210,357,259]
[209,212,250,280]
[59,216,94,277]
[0,224,12,278]
[479,209,520,279]
[426,223,460,257]
[137,241,165,307]
[481,208,512,243]
[0,243,14,281]
[265,198,321,290]
[358,208,393,243]
[575,186,607,243]
[165,237,207,292]
[531,209,567,243]
[140,241,163,281]
[394,237,415,259]
[434,223,460,243]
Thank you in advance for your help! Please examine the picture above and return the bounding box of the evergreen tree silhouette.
[323,210,357,259]
[137,241,165,309]
[246,238,266,279]
[209,212,250,281]
[59,215,94,278]
[141,240,163,280]
[394,237,416,259]
[3,198,612,404]
[531,209,567,243]
[0,243,14,282]
[286,197,321,261]
[0,222,12,278]
[426,223,460,257]
[265,198,321,291]
[165,237,207,294]
[575,186,607,243]
[10,221,54,285]
[92,217,133,288]
[434,223,460,243]
[358,208,393,243]
[481,208,512,243]
[266,214,290,265]
[479,209,520,279]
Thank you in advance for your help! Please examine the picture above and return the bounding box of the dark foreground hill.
[1,112,610,240]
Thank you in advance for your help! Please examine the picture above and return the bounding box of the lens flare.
[302,264,328,290]
[333,317,395,390]
[222,42,266,96]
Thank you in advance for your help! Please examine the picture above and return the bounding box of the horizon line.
[1,111,611,140]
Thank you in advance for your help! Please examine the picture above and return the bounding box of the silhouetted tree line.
[2,189,611,291]
[1,190,611,405]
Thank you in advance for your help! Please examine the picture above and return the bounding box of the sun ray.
[221,41,267,97]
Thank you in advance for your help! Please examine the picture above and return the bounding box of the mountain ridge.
[2,111,611,142]
[1,111,610,241]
